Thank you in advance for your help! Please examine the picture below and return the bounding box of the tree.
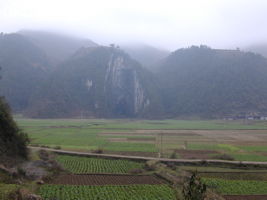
[0,67,29,161]
[183,172,207,200]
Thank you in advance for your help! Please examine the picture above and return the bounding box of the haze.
[1,0,267,50]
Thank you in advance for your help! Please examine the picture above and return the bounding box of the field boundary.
[29,146,267,166]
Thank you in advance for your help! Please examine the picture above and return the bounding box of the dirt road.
[29,146,267,166]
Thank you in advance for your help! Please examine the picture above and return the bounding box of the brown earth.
[50,174,165,185]
[127,137,156,141]
[224,195,267,200]
[175,149,217,159]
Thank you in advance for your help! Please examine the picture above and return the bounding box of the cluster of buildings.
[223,113,267,121]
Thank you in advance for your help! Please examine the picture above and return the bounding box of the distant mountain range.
[1,31,267,118]
[121,44,169,69]
[18,30,97,66]
[246,44,267,59]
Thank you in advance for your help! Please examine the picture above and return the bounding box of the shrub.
[144,160,159,171]
[92,149,103,154]
[212,154,234,161]
[0,98,29,160]
[170,151,177,159]
[183,172,207,200]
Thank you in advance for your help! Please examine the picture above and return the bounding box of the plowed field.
[50,174,165,185]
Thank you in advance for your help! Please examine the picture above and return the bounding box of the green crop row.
[199,172,267,181]
[39,184,176,200]
[56,155,144,174]
[202,178,267,195]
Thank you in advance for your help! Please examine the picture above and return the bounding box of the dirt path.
[29,146,267,166]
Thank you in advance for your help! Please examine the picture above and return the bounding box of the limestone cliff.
[27,46,160,118]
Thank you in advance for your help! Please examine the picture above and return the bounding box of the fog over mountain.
[1,0,267,50]
[1,1,267,118]
[1,31,267,118]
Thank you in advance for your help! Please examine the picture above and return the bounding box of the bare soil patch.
[224,195,267,200]
[50,174,165,185]
[127,137,156,141]
[175,149,218,159]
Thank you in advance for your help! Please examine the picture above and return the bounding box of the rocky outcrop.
[104,51,150,116]
[26,46,160,118]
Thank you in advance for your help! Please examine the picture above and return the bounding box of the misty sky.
[1,0,267,50]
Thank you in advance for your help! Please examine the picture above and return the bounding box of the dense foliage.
[0,97,29,159]
[183,172,206,200]
[0,33,49,112]
[156,45,267,117]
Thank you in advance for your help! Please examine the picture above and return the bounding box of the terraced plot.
[39,184,176,200]
[56,155,144,174]
[202,178,267,195]
[50,174,165,185]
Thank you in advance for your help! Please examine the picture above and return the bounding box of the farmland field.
[55,155,144,174]
[12,118,267,199]
[50,174,165,185]
[39,184,176,200]
[16,118,267,161]
[202,178,267,195]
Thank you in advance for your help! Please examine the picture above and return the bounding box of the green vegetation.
[202,178,267,195]
[39,184,176,200]
[199,172,267,181]
[0,98,29,160]
[56,155,144,174]
[230,153,267,162]
[157,46,267,117]
[183,172,206,200]
[14,118,267,161]
[0,184,18,200]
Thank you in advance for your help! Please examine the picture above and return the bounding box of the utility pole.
[160,132,163,158]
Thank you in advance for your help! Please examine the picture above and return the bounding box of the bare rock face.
[27,46,160,118]
[104,52,150,116]
[16,189,43,200]
[21,160,48,180]
[25,194,43,200]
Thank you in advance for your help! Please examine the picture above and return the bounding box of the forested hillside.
[1,32,267,118]
[0,33,49,112]
[156,46,267,117]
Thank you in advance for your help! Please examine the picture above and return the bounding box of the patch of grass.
[239,145,267,152]
[104,142,157,152]
[230,153,267,162]
[0,184,18,200]
[217,144,240,152]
